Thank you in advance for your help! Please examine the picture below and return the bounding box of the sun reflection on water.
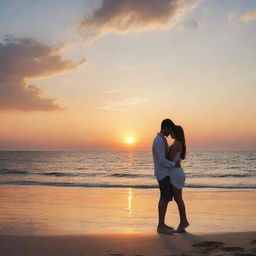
[127,188,133,215]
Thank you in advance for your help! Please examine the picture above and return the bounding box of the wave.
[0,169,29,175]
[0,180,255,189]
[40,172,104,177]
[1,169,254,179]
[185,184,256,189]
[0,180,157,188]
[74,167,90,170]
[110,173,152,178]
[0,169,105,177]
[189,174,254,178]
[0,169,153,178]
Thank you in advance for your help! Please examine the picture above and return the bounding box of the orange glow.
[126,138,134,144]
[0,103,256,151]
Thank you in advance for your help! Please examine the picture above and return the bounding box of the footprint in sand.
[192,241,225,252]
[233,254,256,256]
[221,246,245,252]
[192,241,224,249]
[250,247,256,253]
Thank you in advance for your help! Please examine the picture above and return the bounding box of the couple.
[152,119,189,234]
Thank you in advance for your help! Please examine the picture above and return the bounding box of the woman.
[167,125,189,232]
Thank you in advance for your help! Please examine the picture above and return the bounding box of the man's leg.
[157,177,174,234]
[158,199,168,226]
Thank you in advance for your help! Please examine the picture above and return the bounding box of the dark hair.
[173,125,186,160]
[161,119,175,130]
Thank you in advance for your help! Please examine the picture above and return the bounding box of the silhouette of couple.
[152,119,189,234]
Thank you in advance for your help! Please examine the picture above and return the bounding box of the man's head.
[160,119,175,137]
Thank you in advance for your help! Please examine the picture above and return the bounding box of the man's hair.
[161,119,175,130]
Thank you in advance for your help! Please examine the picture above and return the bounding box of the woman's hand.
[175,161,181,168]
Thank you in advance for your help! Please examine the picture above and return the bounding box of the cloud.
[103,89,124,94]
[240,9,256,22]
[229,9,256,28]
[0,38,85,111]
[78,0,199,42]
[99,97,149,111]
[178,19,201,29]
[228,11,239,28]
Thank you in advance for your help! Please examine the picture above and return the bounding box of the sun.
[126,138,134,144]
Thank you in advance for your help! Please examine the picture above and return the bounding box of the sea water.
[0,150,255,189]
[0,150,256,235]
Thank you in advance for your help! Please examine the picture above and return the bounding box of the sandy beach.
[1,232,256,256]
[0,185,256,255]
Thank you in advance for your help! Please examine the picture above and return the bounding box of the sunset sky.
[0,0,255,151]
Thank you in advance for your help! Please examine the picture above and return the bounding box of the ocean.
[0,150,255,190]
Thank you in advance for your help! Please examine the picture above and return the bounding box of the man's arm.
[154,139,176,168]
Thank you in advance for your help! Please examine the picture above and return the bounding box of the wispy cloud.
[229,9,256,28]
[0,38,85,111]
[240,9,256,22]
[99,97,150,111]
[77,0,200,42]
[103,89,124,94]
[178,19,201,29]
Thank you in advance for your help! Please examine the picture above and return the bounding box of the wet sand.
[0,185,255,255]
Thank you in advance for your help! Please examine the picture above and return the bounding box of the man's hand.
[175,161,181,168]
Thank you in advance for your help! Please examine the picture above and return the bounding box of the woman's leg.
[172,185,189,231]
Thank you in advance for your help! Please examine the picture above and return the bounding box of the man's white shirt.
[152,133,176,181]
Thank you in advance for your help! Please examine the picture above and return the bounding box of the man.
[152,118,179,234]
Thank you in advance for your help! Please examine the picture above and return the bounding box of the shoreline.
[0,182,255,190]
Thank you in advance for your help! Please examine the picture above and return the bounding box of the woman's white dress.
[169,151,186,189]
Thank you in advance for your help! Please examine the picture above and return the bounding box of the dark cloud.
[0,38,85,111]
[78,0,199,41]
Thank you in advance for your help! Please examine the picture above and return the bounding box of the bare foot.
[157,225,175,234]
[164,224,174,230]
[176,222,190,233]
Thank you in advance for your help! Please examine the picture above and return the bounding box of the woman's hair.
[173,125,186,159]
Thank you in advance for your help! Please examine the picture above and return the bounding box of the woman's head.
[171,125,186,159]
